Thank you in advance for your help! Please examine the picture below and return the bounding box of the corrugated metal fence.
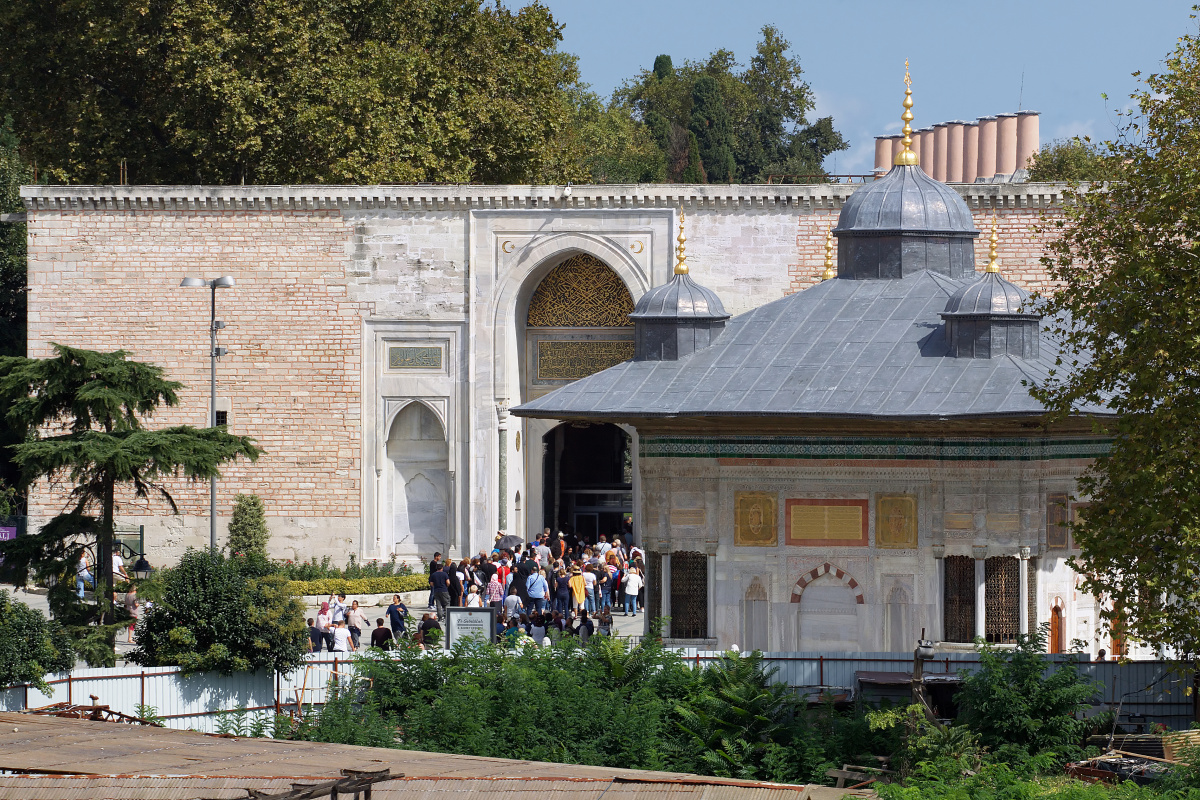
[0,651,1191,733]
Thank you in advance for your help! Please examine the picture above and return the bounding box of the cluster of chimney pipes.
[873,111,1040,183]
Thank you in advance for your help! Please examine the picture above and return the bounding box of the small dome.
[942,271,1027,315]
[629,273,729,321]
[835,164,977,235]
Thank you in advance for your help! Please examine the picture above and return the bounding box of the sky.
[542,0,1193,174]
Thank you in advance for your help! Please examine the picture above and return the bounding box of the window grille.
[943,555,975,643]
[646,551,662,624]
[670,551,708,639]
[1027,557,1038,637]
[985,556,1019,644]
[214,410,228,426]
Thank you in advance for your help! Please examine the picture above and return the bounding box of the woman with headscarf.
[486,570,504,609]
[316,601,333,651]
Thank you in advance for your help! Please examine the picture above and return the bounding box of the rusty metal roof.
[0,713,877,800]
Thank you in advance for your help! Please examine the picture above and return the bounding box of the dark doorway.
[542,422,632,542]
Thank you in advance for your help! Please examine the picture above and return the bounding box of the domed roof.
[834,164,978,235]
[629,273,729,321]
[942,270,1028,316]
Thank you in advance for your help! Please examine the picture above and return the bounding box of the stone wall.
[20,183,1073,566]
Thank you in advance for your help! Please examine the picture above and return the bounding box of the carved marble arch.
[789,562,865,605]
[526,254,635,328]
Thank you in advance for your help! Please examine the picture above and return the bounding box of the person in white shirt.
[331,620,354,653]
[112,551,130,583]
[328,593,348,624]
[502,588,524,621]
[465,585,484,608]
[582,567,598,613]
[316,602,333,651]
[622,568,643,617]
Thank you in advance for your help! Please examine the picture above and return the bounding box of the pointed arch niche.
[386,402,450,557]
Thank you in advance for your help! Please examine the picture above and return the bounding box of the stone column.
[932,544,946,642]
[997,113,1019,175]
[977,116,998,181]
[933,123,949,182]
[974,545,987,641]
[497,404,508,532]
[1019,546,1031,635]
[946,122,965,182]
[962,122,980,183]
[662,553,672,638]
[874,137,893,173]
[1016,111,1040,174]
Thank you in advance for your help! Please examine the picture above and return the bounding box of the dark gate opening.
[541,422,632,540]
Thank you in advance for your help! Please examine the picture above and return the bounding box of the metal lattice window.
[1027,558,1038,637]
[985,556,1019,644]
[943,556,976,643]
[670,551,708,640]
[647,551,662,624]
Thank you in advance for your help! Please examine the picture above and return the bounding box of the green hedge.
[288,575,428,597]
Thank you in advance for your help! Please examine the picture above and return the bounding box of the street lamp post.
[180,275,236,549]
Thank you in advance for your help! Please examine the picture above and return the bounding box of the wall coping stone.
[20,182,1075,213]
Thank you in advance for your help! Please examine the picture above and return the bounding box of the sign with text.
[445,607,497,649]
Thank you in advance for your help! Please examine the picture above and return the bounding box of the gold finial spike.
[821,226,837,281]
[985,212,1001,273]
[675,211,689,275]
[893,60,919,167]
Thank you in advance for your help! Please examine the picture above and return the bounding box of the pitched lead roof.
[512,269,1109,421]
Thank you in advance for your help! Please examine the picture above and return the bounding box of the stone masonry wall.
[25,208,371,562]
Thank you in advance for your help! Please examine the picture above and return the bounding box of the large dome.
[832,164,980,280]
[836,164,977,234]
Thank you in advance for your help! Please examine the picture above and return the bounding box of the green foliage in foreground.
[130,549,306,674]
[0,590,74,690]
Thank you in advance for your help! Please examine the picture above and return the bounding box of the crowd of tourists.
[306,529,647,653]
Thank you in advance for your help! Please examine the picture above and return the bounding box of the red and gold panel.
[785,499,869,547]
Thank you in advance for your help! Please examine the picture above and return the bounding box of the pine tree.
[689,75,735,183]
[0,345,261,661]
[681,132,706,183]
[227,494,269,556]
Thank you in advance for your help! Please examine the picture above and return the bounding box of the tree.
[680,132,706,183]
[0,590,74,691]
[0,115,28,359]
[131,548,306,674]
[228,494,270,557]
[1030,26,1200,659]
[0,345,261,653]
[1026,137,1120,182]
[690,75,736,183]
[0,0,580,185]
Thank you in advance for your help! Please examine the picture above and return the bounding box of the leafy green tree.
[227,494,270,557]
[690,75,736,183]
[955,626,1095,756]
[1030,27,1200,659]
[681,132,706,183]
[0,115,28,360]
[0,590,74,691]
[0,0,581,185]
[1026,137,1120,182]
[131,548,306,674]
[0,346,261,655]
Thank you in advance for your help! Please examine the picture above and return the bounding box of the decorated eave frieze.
[20,182,1073,213]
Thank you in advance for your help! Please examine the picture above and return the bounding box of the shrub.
[227,494,269,556]
[0,590,75,690]
[955,624,1097,758]
[273,554,417,581]
[131,548,307,674]
[286,575,428,597]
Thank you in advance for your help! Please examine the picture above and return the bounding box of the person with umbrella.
[496,532,524,552]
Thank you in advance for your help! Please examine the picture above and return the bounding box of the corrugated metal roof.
[0,776,873,800]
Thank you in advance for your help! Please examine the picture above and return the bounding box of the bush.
[227,494,269,556]
[0,590,75,690]
[273,554,417,582]
[286,575,428,597]
[955,624,1097,758]
[130,548,307,674]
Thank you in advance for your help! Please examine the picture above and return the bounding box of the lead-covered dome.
[941,270,1041,359]
[630,273,729,362]
[942,270,1026,315]
[833,164,980,280]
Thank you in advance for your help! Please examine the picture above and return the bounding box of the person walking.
[583,564,598,613]
[486,571,504,609]
[330,619,353,653]
[346,600,368,649]
[75,550,94,599]
[568,566,586,614]
[386,594,409,639]
[525,567,549,615]
[316,601,334,649]
[622,567,643,617]
[307,618,322,653]
[430,562,452,622]
[465,585,484,608]
[370,618,394,650]
[426,551,443,610]
[553,568,571,614]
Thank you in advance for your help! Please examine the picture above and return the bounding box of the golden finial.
[821,226,837,281]
[675,211,689,275]
[985,212,1000,273]
[893,60,919,166]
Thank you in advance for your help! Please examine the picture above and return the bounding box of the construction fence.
[0,650,1190,734]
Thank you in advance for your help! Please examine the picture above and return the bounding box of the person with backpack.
[386,594,409,638]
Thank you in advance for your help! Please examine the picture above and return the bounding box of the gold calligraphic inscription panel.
[671,509,706,527]
[944,513,974,530]
[785,500,869,546]
[537,340,634,381]
[735,491,777,547]
[527,254,635,328]
[876,494,917,549]
[389,346,442,369]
